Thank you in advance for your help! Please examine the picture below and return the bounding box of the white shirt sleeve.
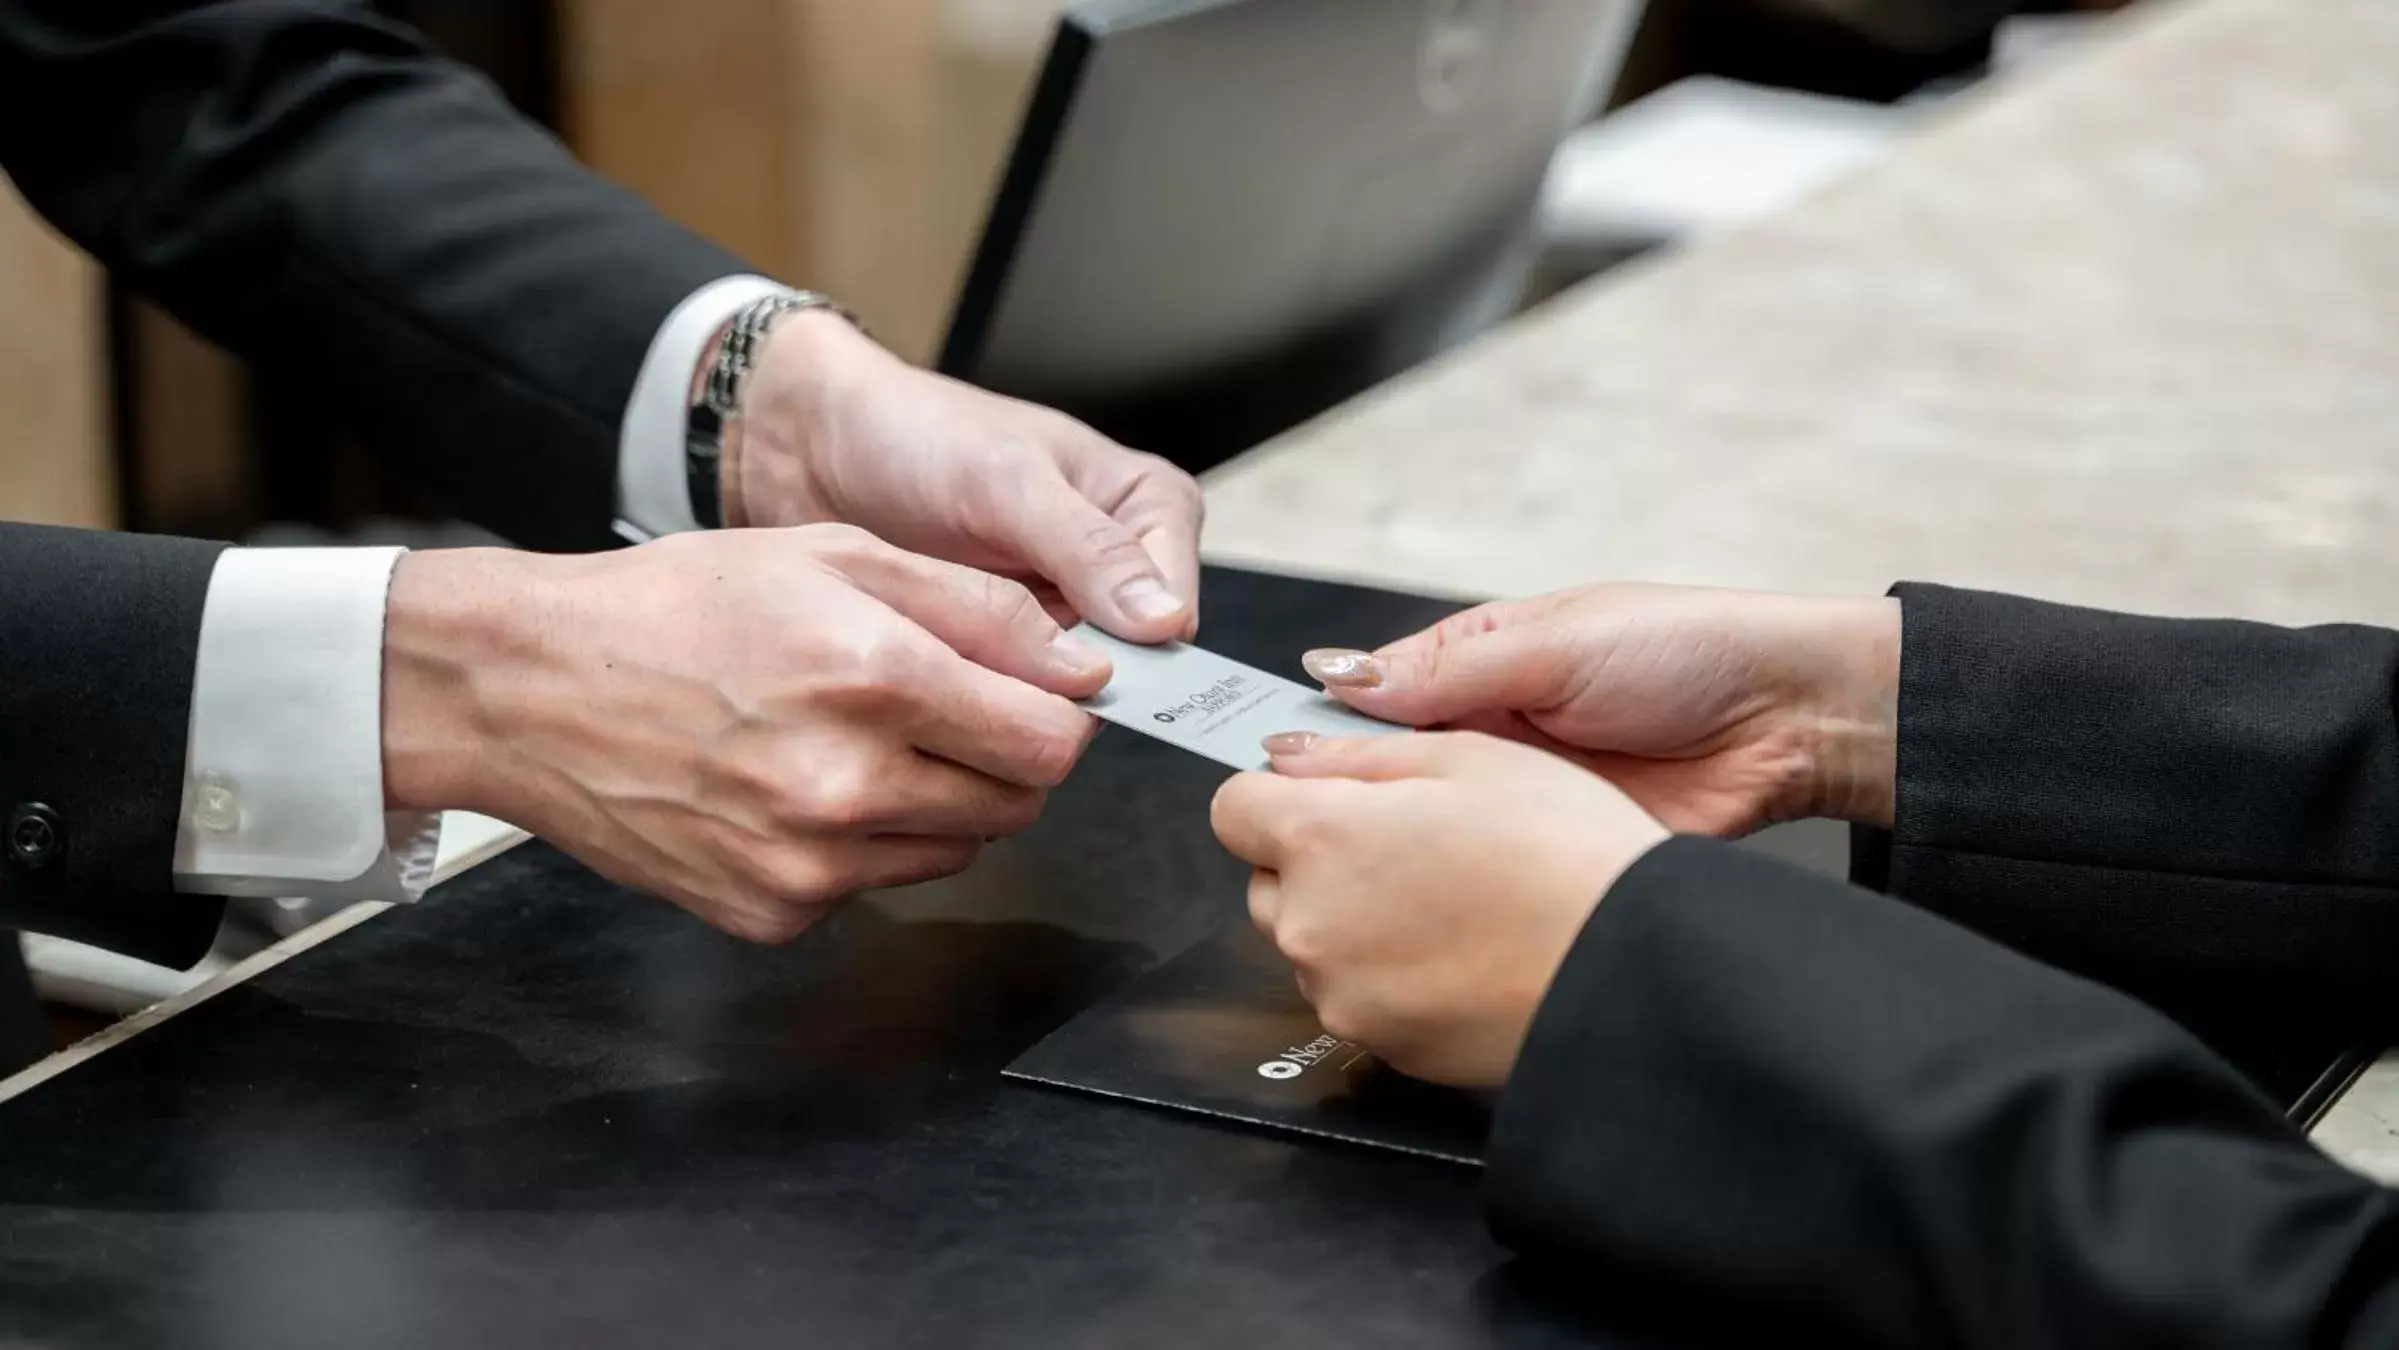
[173,547,439,903]
[614,273,797,543]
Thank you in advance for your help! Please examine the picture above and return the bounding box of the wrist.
[1794,596,1902,830]
[381,548,549,816]
[728,307,889,529]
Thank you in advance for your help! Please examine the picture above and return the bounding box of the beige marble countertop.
[1208,0,2399,626]
[1202,0,2399,1174]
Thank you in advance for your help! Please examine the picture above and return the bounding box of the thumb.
[997,469,1193,644]
[1302,616,1571,728]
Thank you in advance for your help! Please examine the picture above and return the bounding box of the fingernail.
[1115,578,1187,624]
[1262,731,1320,757]
[1047,632,1107,678]
[1303,649,1384,689]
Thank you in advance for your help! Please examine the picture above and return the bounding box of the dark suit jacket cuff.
[1870,583,2399,1031]
[0,526,232,967]
[1484,836,1889,1324]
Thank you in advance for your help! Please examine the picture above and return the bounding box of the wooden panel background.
[558,0,1069,365]
[0,183,111,530]
[0,1,1077,545]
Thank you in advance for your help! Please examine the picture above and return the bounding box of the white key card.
[1071,625,1406,772]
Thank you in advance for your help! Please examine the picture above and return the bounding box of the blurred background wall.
[0,181,109,531]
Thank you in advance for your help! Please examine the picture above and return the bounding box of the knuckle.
[1075,519,1151,570]
[1144,454,1205,509]
[1021,722,1088,789]
[830,629,927,705]
[1407,641,1455,691]
[800,521,880,562]
[989,786,1047,836]
[762,775,827,829]
[966,569,1047,632]
[796,757,883,831]
[728,907,813,946]
[1272,917,1327,971]
[1315,997,1372,1046]
[751,848,854,911]
[1211,777,1263,842]
[1246,886,1277,934]
[923,841,983,882]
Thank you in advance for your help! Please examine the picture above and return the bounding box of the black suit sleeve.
[1854,584,2399,1043]
[0,1,762,964]
[0,0,750,550]
[1486,837,2399,1349]
[0,526,230,969]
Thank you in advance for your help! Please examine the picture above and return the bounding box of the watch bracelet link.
[685,290,861,530]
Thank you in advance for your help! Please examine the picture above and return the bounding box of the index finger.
[893,636,1100,789]
[1316,599,1585,723]
[834,539,1112,699]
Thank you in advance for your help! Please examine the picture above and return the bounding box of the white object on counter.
[1540,76,1908,250]
[21,810,527,1016]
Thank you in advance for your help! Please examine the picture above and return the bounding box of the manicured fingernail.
[1303,649,1384,689]
[1115,578,1187,624]
[1263,731,1320,757]
[1047,632,1107,677]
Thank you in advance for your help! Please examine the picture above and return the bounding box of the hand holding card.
[1215,732,1670,1089]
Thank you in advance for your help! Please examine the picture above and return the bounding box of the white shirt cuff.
[172,547,439,904]
[616,274,796,543]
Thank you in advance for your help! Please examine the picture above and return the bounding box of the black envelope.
[1006,921,1490,1165]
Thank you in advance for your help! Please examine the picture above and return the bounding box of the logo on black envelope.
[1257,1033,1348,1080]
[1151,674,1251,726]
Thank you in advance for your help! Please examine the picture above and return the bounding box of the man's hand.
[729,311,1205,642]
[1297,584,1903,835]
[1213,732,1669,1089]
[380,527,1107,944]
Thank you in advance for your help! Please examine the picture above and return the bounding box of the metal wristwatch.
[685,290,859,529]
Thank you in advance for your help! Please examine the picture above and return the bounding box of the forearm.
[1488,838,2399,1349]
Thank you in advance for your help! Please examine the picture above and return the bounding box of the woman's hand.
[1211,732,1669,1089]
[1300,584,1901,835]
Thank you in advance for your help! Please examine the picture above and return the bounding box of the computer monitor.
[940,0,1644,474]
